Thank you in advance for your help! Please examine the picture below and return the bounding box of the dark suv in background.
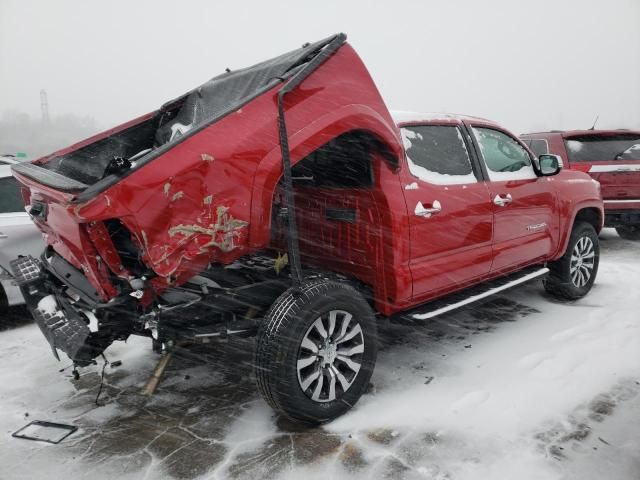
[521,130,640,240]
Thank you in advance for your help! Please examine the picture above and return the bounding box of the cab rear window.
[565,135,640,162]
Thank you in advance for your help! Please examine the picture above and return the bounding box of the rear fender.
[250,104,401,248]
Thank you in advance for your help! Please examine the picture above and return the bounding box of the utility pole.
[40,89,50,126]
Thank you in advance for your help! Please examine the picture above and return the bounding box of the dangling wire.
[95,353,109,406]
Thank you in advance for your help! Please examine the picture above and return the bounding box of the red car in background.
[521,130,640,240]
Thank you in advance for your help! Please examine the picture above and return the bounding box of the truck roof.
[391,110,497,127]
[522,129,640,138]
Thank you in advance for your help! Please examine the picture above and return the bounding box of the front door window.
[473,127,536,181]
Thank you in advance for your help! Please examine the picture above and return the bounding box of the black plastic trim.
[276,33,347,287]
[460,122,490,182]
[11,162,88,192]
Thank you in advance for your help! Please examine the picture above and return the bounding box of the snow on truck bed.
[0,229,638,480]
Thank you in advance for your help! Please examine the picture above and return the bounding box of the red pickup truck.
[521,130,640,239]
[11,34,603,424]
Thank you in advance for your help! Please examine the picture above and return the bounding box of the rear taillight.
[29,200,48,221]
[570,164,591,173]
[20,186,31,206]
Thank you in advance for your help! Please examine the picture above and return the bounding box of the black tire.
[616,225,640,241]
[255,279,377,424]
[543,221,600,300]
[0,283,8,315]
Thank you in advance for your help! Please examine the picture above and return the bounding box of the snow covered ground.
[1,228,638,480]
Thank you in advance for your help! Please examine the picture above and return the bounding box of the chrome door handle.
[493,194,512,207]
[0,232,7,239]
[415,200,442,217]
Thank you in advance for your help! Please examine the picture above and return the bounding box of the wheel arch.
[554,204,603,260]
[248,106,402,313]
[248,104,402,249]
[574,207,603,233]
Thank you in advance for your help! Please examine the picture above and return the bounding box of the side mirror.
[538,154,563,176]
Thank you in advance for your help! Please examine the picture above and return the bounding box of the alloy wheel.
[296,310,365,403]
[570,236,595,287]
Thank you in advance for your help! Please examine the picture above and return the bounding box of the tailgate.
[565,134,640,204]
[10,169,116,300]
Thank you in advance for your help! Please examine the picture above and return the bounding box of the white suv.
[0,162,45,312]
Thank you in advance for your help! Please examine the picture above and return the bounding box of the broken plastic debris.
[12,420,78,444]
[274,252,289,274]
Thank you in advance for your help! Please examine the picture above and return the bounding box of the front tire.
[544,221,600,300]
[616,225,640,241]
[255,279,377,424]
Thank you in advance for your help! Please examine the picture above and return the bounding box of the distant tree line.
[0,110,99,159]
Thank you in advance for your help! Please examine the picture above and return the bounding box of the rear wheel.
[615,225,640,241]
[544,221,599,300]
[255,279,377,424]
[0,283,8,315]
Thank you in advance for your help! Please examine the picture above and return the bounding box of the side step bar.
[411,267,549,321]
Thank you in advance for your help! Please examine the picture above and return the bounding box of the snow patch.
[37,295,59,316]
[566,139,583,152]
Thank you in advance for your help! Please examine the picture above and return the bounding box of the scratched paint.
[168,206,248,253]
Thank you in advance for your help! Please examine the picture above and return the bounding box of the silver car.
[0,161,45,312]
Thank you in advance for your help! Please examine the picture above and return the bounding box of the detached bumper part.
[10,256,93,364]
[10,255,43,286]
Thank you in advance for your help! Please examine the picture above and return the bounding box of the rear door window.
[0,177,24,213]
[400,125,477,185]
[473,127,536,181]
[564,135,640,162]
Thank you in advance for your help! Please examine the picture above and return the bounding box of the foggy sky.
[1,0,639,135]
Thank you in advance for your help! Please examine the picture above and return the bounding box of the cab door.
[399,123,494,302]
[468,124,558,273]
